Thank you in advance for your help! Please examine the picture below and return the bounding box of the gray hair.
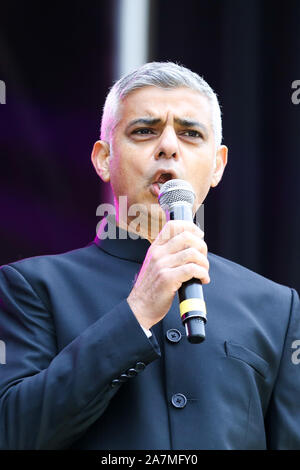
[100,61,222,148]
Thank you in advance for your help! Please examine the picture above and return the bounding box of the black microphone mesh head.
[158,179,195,211]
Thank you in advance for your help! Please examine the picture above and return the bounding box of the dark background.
[0,0,299,292]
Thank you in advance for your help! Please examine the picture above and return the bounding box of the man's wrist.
[127,296,154,332]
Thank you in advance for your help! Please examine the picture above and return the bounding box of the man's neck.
[116,213,166,244]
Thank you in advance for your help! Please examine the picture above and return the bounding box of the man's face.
[93,85,227,233]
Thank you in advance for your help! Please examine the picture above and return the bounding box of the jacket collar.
[93,215,151,264]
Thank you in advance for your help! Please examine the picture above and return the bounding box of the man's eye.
[133,128,154,135]
[182,130,202,138]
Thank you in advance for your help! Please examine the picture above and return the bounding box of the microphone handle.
[169,206,206,344]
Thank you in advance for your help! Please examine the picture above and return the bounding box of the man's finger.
[155,220,204,246]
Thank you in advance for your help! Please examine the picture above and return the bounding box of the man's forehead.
[118,86,212,124]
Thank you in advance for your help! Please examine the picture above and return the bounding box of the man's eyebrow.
[174,118,208,134]
[126,117,162,129]
[125,116,209,136]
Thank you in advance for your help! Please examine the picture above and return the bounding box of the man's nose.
[155,126,179,160]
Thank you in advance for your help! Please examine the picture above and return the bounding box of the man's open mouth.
[150,172,176,197]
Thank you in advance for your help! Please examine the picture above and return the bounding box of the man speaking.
[0,62,299,450]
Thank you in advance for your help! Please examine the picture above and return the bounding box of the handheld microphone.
[158,179,207,344]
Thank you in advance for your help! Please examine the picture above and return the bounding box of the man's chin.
[124,202,165,240]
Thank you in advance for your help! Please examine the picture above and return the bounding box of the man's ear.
[91,140,111,182]
[211,145,228,188]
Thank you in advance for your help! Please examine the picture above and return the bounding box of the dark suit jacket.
[0,223,299,450]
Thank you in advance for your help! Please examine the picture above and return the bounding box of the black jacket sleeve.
[0,264,160,449]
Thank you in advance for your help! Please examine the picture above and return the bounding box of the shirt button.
[110,379,121,388]
[171,393,187,409]
[135,362,146,372]
[127,368,138,377]
[119,373,129,382]
[166,329,182,343]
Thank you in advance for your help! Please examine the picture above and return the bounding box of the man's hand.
[127,220,210,330]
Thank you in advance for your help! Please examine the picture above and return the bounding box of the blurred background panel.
[0,0,299,293]
[0,1,115,259]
